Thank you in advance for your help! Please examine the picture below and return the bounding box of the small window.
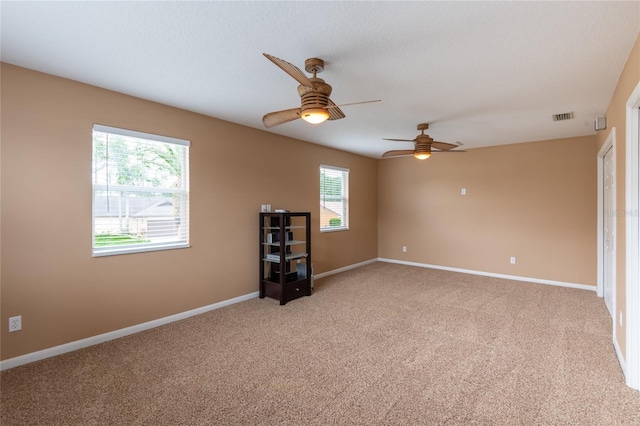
[320,165,349,232]
[92,124,190,256]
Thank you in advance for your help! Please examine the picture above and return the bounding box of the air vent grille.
[552,112,574,121]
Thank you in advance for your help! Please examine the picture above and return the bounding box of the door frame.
[596,136,617,316]
[597,128,616,332]
[625,81,640,390]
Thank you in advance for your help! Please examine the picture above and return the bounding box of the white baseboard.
[0,259,594,371]
[378,258,596,292]
[0,291,259,371]
[313,258,378,280]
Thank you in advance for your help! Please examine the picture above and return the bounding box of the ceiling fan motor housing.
[416,134,434,144]
[415,144,432,154]
[298,78,332,111]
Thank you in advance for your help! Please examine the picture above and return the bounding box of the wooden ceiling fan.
[262,53,380,128]
[382,123,465,160]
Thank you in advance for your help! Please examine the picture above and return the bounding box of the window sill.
[93,243,190,257]
[320,227,349,233]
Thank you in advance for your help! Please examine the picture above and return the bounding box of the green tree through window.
[92,124,190,256]
[320,165,349,231]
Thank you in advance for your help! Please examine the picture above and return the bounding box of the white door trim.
[597,128,616,333]
[625,81,640,390]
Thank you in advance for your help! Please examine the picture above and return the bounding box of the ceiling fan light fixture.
[301,108,329,124]
[414,151,431,160]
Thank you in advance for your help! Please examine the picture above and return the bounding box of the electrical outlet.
[461,188,467,195]
[402,246,407,253]
[9,315,22,332]
[510,257,516,264]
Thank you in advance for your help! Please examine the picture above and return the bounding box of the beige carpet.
[1,262,639,425]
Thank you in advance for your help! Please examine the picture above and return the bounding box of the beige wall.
[0,64,378,360]
[378,135,598,285]
[2,33,638,365]
[596,33,640,359]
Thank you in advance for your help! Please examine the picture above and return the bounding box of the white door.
[603,145,615,317]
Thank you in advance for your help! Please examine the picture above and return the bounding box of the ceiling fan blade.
[262,108,301,128]
[263,53,314,88]
[383,138,416,142]
[326,99,345,121]
[381,150,416,158]
[326,99,381,109]
[431,141,461,151]
[431,149,466,153]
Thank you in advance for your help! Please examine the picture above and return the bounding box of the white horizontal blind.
[92,124,190,256]
[320,165,349,231]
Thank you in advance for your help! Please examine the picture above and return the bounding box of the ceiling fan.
[382,123,465,160]
[262,53,380,128]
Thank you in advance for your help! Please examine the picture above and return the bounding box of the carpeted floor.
[1,262,639,425]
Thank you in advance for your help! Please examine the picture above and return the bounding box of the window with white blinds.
[92,124,190,256]
[320,165,349,232]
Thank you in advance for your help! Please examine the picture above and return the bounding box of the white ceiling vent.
[552,112,575,121]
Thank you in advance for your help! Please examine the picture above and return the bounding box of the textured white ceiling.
[2,1,639,158]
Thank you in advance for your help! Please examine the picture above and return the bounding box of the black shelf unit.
[259,212,311,305]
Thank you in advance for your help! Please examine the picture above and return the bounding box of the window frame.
[320,164,349,233]
[91,124,190,257]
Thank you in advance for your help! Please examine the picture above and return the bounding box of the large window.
[92,124,190,256]
[320,165,349,232]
